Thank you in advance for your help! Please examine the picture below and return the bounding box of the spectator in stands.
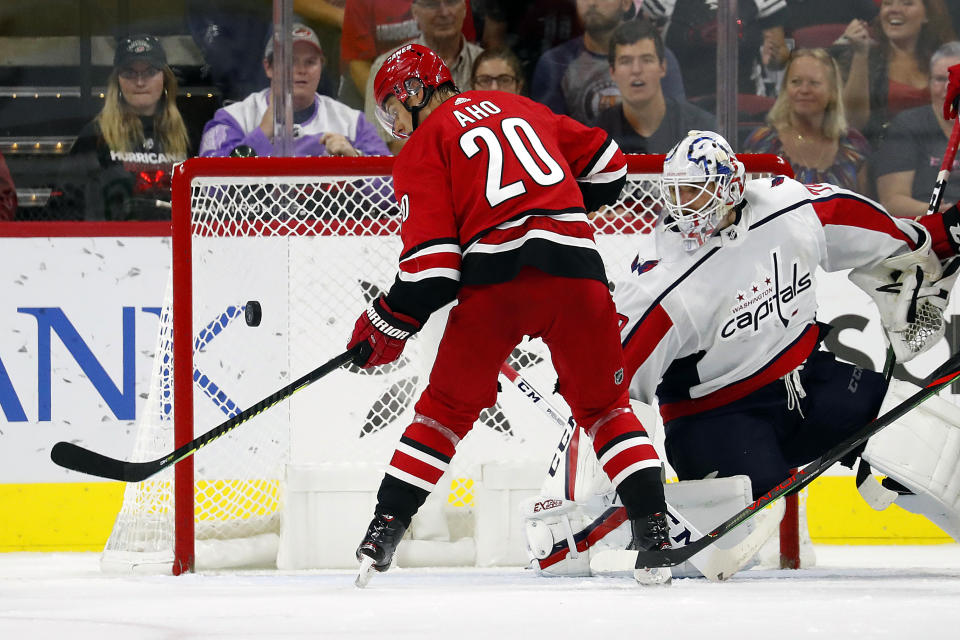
[471,47,525,95]
[0,150,16,221]
[836,0,955,148]
[639,0,789,102]
[785,0,877,37]
[593,19,714,153]
[532,1,685,125]
[365,0,483,152]
[340,0,476,108]
[187,0,272,103]
[744,48,871,193]
[477,0,580,88]
[874,41,960,217]
[52,35,190,221]
[199,23,389,158]
[295,0,347,98]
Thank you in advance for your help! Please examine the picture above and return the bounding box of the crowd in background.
[3,0,960,221]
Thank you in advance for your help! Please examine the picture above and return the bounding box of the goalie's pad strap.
[537,506,627,570]
[855,459,899,511]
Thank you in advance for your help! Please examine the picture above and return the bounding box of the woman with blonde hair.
[53,35,191,220]
[744,48,871,193]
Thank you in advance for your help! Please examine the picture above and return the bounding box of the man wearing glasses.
[365,0,483,152]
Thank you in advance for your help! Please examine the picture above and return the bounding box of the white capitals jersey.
[615,176,924,423]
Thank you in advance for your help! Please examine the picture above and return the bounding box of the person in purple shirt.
[531,2,685,124]
[199,23,389,157]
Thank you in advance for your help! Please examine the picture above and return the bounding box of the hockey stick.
[498,362,757,581]
[925,117,960,215]
[498,363,578,496]
[50,344,368,482]
[636,348,960,569]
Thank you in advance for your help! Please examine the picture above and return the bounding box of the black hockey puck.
[245,301,262,327]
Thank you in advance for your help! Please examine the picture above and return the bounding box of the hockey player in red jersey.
[347,43,670,587]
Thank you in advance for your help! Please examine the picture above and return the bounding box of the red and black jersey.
[384,90,627,322]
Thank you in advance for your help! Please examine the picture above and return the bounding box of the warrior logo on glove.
[347,296,422,368]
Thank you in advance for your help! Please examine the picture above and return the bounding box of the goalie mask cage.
[102,153,802,575]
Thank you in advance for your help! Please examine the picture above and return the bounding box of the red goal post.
[103,153,799,575]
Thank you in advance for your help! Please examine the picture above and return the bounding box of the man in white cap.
[199,22,389,158]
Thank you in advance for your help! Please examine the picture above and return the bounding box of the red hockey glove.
[944,63,960,120]
[941,201,960,254]
[347,296,421,368]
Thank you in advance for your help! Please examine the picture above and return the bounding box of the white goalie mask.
[659,130,746,253]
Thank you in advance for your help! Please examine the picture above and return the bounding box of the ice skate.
[629,512,672,586]
[354,513,407,588]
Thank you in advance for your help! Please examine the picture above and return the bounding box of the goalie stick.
[630,348,960,570]
[498,362,763,581]
[50,344,368,482]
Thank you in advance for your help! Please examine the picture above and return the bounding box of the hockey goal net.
[102,153,804,574]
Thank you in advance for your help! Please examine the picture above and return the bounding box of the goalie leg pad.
[664,475,783,578]
[587,477,785,580]
[521,497,592,576]
[862,380,960,541]
[522,494,634,577]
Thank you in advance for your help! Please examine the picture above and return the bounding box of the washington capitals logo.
[631,255,659,275]
[720,249,812,339]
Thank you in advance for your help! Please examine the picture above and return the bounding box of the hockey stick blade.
[637,349,960,569]
[50,344,367,482]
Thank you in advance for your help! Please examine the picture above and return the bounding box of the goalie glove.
[849,235,956,362]
[347,296,421,368]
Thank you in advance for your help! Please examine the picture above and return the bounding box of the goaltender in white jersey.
[523,130,960,578]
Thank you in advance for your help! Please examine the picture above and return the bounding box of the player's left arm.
[548,107,627,211]
[347,146,460,368]
[383,150,462,326]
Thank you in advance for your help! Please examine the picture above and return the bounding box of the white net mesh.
[102,276,176,572]
[103,155,787,571]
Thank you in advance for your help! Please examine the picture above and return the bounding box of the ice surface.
[1,545,958,639]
